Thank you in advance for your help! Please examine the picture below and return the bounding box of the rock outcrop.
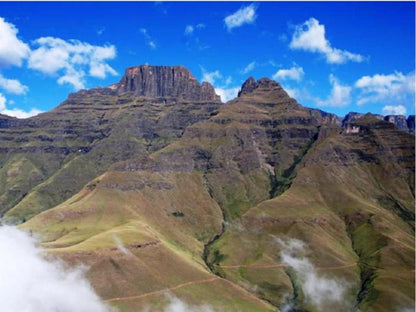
[384,115,409,131]
[115,65,220,101]
[342,112,415,134]
[237,77,288,99]
[407,115,415,133]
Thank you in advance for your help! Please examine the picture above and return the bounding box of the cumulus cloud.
[282,86,299,99]
[273,65,304,82]
[241,61,256,74]
[382,104,407,116]
[201,68,239,102]
[276,237,351,311]
[201,69,222,85]
[0,74,28,94]
[0,225,114,312]
[214,87,240,103]
[140,28,157,50]
[0,17,30,67]
[0,92,42,118]
[290,18,363,64]
[355,71,415,106]
[28,37,117,90]
[316,74,352,107]
[224,4,257,31]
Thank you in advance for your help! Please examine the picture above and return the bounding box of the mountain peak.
[238,77,284,97]
[115,65,220,101]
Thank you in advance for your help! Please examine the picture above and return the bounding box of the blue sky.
[0,1,414,118]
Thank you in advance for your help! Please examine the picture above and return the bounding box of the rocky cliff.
[115,65,220,101]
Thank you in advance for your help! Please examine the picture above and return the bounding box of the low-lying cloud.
[161,295,216,312]
[276,237,351,311]
[0,225,114,312]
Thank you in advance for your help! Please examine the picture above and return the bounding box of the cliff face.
[115,65,221,101]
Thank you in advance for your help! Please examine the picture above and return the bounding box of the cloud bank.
[355,71,415,106]
[0,225,114,312]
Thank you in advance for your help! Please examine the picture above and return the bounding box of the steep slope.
[208,115,414,311]
[21,155,275,311]
[2,65,221,222]
[20,76,342,311]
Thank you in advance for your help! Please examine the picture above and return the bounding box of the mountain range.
[1,65,414,312]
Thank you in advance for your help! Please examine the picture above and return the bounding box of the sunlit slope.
[207,116,414,312]
[21,161,275,311]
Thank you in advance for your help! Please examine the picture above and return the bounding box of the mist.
[0,225,114,312]
[162,295,216,312]
[276,237,351,311]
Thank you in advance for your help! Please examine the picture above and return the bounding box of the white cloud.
[140,28,157,50]
[184,24,208,50]
[0,92,42,118]
[355,71,415,106]
[224,4,257,31]
[201,68,239,102]
[162,295,214,312]
[273,65,304,82]
[215,87,240,103]
[0,74,28,94]
[28,37,117,90]
[290,18,363,64]
[317,74,352,107]
[0,226,114,312]
[201,69,222,85]
[282,86,299,99]
[184,24,205,36]
[241,61,256,74]
[0,17,30,67]
[382,105,407,116]
[97,27,106,36]
[276,237,351,311]
[184,25,194,36]
[149,41,157,49]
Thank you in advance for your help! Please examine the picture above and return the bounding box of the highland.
[0,65,414,312]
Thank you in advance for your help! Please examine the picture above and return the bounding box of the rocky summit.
[114,65,220,101]
[1,65,414,312]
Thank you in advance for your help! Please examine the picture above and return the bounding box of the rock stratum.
[0,65,414,312]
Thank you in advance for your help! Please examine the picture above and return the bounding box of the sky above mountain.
[0,1,414,118]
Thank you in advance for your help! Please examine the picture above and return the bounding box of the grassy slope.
[209,120,414,312]
[21,167,275,311]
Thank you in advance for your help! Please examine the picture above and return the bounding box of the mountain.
[1,65,414,312]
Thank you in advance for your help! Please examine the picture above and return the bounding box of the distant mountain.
[1,65,414,312]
